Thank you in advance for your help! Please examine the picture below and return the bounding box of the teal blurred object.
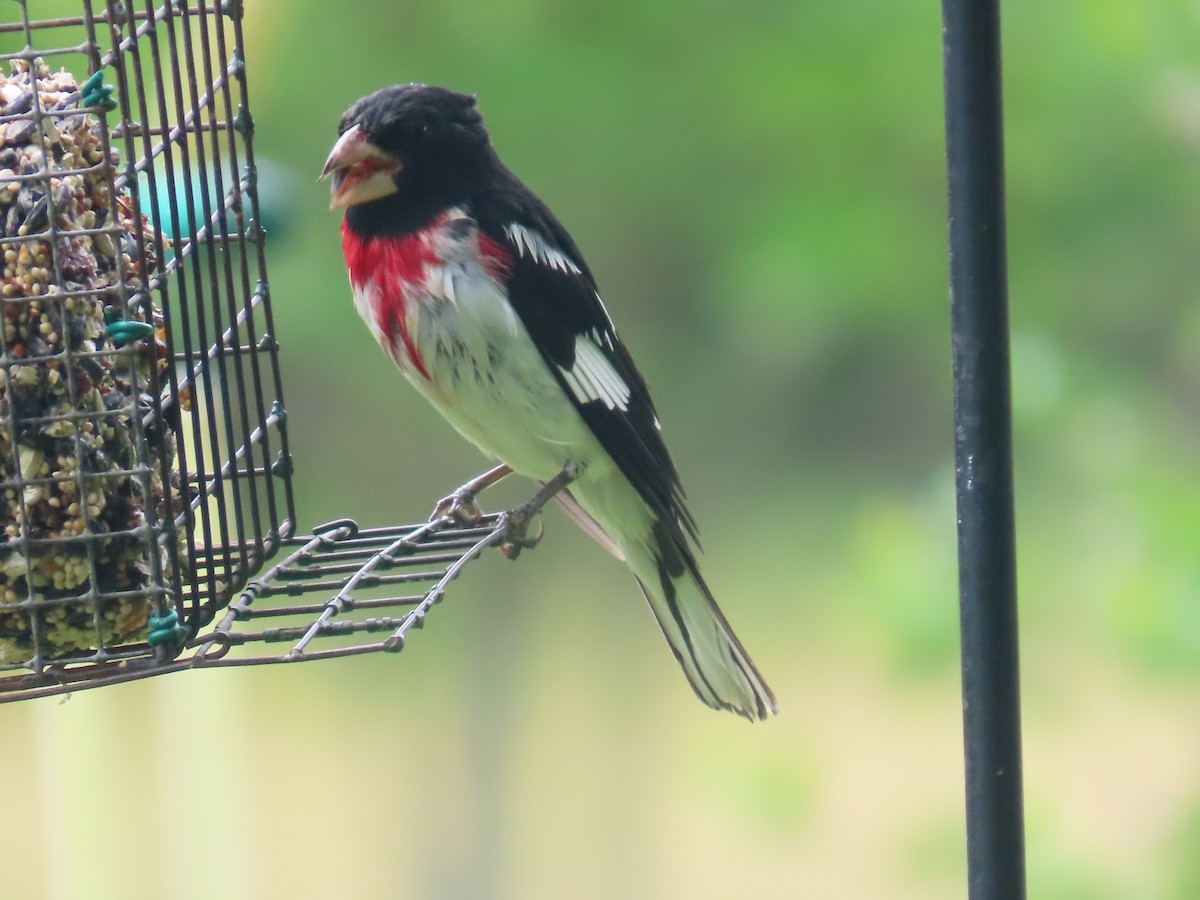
[143,156,299,243]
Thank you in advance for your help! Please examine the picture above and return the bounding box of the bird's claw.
[431,490,483,525]
[497,508,544,560]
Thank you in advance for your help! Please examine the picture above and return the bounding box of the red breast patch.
[341,220,440,380]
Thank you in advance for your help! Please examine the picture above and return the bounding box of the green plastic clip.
[80,70,117,113]
[147,610,187,648]
[105,319,156,346]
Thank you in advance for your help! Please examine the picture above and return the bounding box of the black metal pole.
[941,1,1027,897]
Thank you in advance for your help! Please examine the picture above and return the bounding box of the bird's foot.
[431,488,484,526]
[494,462,579,560]
[497,505,545,560]
[430,464,513,526]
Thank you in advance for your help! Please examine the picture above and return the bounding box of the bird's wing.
[473,184,698,544]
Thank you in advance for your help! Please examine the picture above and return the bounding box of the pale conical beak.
[321,124,402,210]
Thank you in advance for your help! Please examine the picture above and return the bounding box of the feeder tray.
[0,1,509,704]
[1,512,522,701]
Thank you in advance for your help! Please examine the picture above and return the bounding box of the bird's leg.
[431,463,513,524]
[498,461,580,560]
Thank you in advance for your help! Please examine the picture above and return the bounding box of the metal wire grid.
[0,0,294,685]
[97,0,296,619]
[0,512,514,701]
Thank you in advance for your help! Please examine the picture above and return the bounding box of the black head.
[339,84,490,163]
[322,84,497,232]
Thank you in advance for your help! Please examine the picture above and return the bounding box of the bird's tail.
[569,476,777,721]
[631,521,777,721]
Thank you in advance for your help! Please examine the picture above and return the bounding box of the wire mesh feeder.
[0,1,536,704]
[0,0,299,700]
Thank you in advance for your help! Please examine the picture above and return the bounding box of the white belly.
[354,260,611,485]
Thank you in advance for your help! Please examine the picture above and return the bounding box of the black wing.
[472,171,698,543]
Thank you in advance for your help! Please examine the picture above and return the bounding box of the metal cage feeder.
[0,0,517,703]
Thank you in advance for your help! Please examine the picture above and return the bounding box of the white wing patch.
[505,222,583,275]
[588,324,615,351]
[560,334,631,411]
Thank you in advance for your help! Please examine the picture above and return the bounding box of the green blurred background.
[6,1,1200,897]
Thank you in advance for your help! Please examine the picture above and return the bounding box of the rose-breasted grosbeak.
[322,84,776,721]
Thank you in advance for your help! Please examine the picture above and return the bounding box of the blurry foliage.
[253,1,1200,892]
[2,0,1199,896]
[254,0,1200,676]
[1167,798,1200,900]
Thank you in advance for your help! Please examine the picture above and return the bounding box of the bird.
[321,84,776,720]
